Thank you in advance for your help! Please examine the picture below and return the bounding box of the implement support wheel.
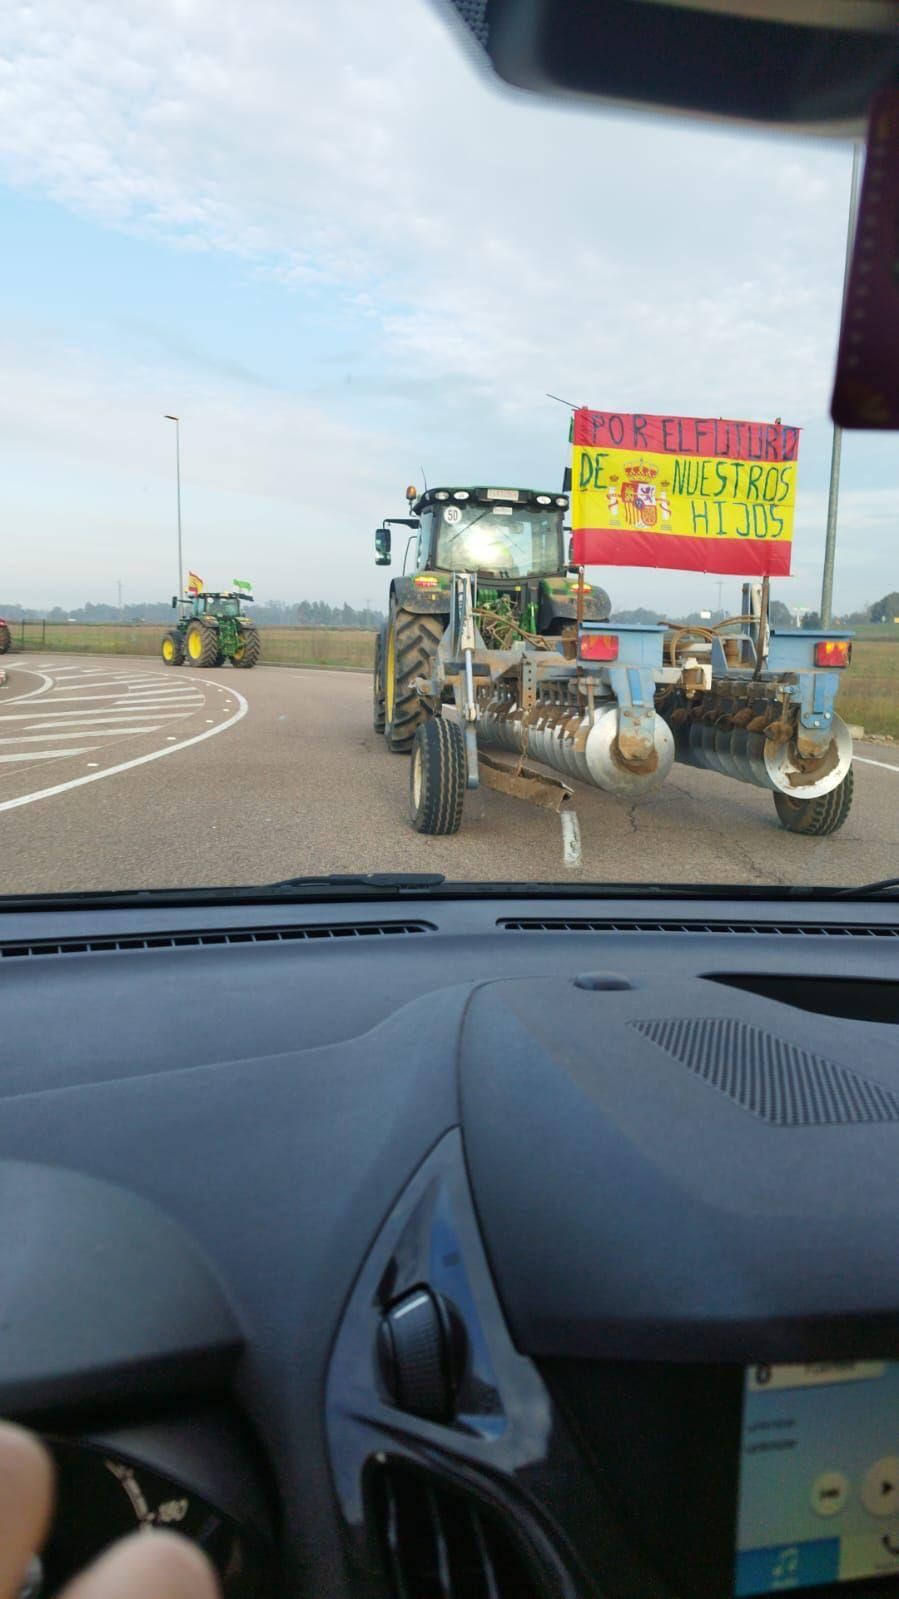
[409,718,466,835]
[773,768,854,836]
[161,630,184,666]
[385,600,444,753]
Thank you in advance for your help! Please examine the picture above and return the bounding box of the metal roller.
[670,709,852,797]
[478,698,674,798]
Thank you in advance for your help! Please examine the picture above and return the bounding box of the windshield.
[436,506,563,577]
[1,2,896,896]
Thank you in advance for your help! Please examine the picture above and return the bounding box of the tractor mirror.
[375,526,392,565]
[567,536,575,565]
[171,596,178,608]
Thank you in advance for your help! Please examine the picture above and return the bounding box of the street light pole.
[821,142,863,626]
[164,415,183,609]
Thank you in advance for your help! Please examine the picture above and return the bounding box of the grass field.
[5,621,898,737]
[7,621,376,670]
[841,639,899,739]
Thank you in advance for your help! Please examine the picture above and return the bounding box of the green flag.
[233,579,253,592]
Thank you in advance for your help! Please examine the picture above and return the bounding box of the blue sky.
[1,0,896,614]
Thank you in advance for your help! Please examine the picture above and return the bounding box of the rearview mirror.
[171,596,178,608]
[375,526,392,565]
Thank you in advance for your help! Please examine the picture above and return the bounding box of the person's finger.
[58,1529,220,1599]
[0,1423,54,1599]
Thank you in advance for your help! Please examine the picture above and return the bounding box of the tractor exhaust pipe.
[478,700,674,798]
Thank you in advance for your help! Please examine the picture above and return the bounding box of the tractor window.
[416,511,433,571]
[435,505,563,577]
[219,599,239,617]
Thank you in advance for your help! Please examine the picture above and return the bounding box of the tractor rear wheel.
[161,630,184,666]
[409,718,466,834]
[773,768,854,836]
[231,627,261,668]
[373,625,387,732]
[384,602,444,753]
[184,622,219,667]
[0,623,10,655]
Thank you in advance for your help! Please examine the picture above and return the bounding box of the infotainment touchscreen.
[736,1363,899,1595]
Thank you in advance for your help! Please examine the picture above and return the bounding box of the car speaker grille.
[0,922,434,960]
[631,1016,899,1126]
[499,918,899,938]
[369,1460,546,1599]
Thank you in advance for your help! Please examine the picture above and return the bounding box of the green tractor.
[161,591,261,670]
[373,485,611,751]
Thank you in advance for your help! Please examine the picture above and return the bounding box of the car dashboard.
[1,891,898,1599]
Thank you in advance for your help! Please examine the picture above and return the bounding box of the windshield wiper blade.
[265,872,447,892]
[831,876,899,899]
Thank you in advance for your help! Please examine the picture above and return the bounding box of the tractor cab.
[372,483,612,753]
[182,591,247,620]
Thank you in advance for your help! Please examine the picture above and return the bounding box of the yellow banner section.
[572,446,797,543]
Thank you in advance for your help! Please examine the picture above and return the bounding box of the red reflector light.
[815,640,851,667]
[580,632,619,662]
[413,575,439,588]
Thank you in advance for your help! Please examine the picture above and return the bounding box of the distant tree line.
[615,590,899,629]
[0,598,385,628]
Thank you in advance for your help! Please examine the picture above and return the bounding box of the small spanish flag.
[187,572,204,594]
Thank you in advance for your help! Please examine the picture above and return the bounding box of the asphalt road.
[0,654,896,893]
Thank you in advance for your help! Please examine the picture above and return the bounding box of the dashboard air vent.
[499,918,899,938]
[0,922,434,960]
[631,1016,899,1126]
[369,1460,546,1599]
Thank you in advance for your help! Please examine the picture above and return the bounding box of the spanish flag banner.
[570,409,800,577]
[187,572,204,594]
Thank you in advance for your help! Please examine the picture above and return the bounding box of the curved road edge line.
[1,666,56,704]
[0,680,248,814]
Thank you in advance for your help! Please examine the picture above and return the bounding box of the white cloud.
[0,0,893,610]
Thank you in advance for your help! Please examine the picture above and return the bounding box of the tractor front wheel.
[231,627,261,668]
[773,768,854,836]
[409,718,466,834]
[0,623,10,655]
[184,622,219,667]
[385,602,444,753]
[161,630,184,666]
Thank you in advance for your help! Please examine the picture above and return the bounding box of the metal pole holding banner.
[821,142,863,626]
[164,415,183,609]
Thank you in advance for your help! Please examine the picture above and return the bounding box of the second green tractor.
[161,592,261,670]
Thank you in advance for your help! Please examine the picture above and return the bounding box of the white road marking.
[0,683,248,812]
[0,663,223,776]
[2,710,191,723]
[0,670,56,704]
[0,747,98,763]
[0,728,161,744]
[855,755,899,773]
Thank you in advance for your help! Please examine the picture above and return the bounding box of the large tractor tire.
[184,621,219,667]
[409,717,466,835]
[0,623,10,655]
[160,630,184,666]
[773,768,854,836]
[384,602,444,754]
[373,625,387,733]
[231,627,261,668]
